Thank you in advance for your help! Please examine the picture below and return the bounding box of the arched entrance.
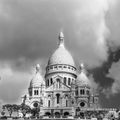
[45,112,51,117]
[64,112,69,117]
[55,112,60,118]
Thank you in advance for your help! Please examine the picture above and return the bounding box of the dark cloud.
[89,48,120,107]
[0,0,117,69]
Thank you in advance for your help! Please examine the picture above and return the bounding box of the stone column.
[51,109,54,118]
[32,87,34,97]
[60,109,63,117]
[60,95,62,107]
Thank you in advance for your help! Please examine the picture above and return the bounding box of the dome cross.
[35,64,40,73]
[58,31,64,46]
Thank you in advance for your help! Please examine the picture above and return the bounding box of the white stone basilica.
[22,32,99,116]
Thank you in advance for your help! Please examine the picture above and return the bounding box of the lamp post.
[76,107,80,117]
[39,84,43,118]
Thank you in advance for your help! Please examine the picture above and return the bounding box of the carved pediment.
[46,75,71,92]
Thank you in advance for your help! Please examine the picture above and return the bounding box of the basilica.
[22,32,99,116]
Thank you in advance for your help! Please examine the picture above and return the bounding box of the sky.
[0,0,120,108]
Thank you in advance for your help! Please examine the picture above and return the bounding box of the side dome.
[48,32,75,67]
[76,63,90,87]
[30,64,45,88]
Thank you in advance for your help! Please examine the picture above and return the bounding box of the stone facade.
[22,32,99,116]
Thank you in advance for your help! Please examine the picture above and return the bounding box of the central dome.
[48,32,75,67]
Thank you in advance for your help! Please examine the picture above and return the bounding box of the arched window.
[48,79,49,87]
[64,66,67,68]
[34,90,36,95]
[80,90,82,94]
[34,90,38,95]
[56,94,60,104]
[56,78,60,88]
[48,100,50,107]
[64,77,66,85]
[59,66,62,68]
[51,78,53,85]
[83,89,85,94]
[68,78,71,85]
[36,90,38,95]
[66,100,68,107]
[80,89,85,95]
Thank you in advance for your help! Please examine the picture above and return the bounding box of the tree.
[12,104,20,117]
[1,110,5,116]
[31,107,40,118]
[20,103,31,118]
[2,104,21,117]
[3,104,13,117]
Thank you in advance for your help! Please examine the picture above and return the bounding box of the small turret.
[77,63,90,87]
[29,64,45,88]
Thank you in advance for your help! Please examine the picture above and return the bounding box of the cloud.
[106,0,120,48]
[101,60,120,98]
[72,0,118,68]
[0,64,31,104]
[88,74,99,91]
[106,61,120,95]
[0,0,119,103]
[0,0,118,69]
